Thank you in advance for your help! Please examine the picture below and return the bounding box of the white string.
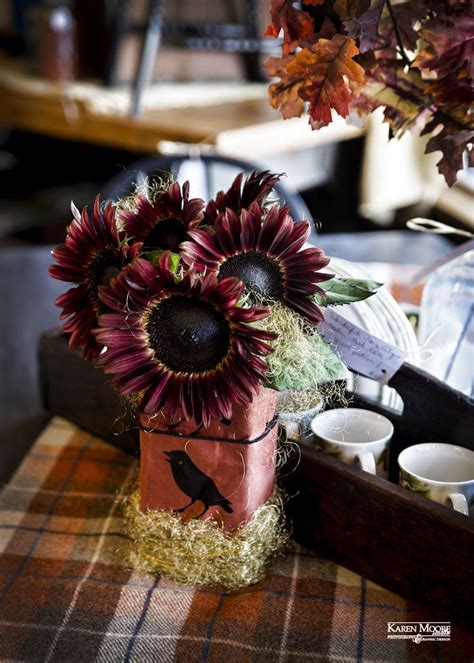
[406,218,473,239]
[223,451,247,500]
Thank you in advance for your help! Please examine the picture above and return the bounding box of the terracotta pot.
[139,387,277,532]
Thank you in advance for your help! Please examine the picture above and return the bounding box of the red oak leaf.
[266,35,366,128]
[426,73,473,106]
[265,53,306,120]
[351,64,433,135]
[315,16,338,40]
[265,34,365,128]
[349,88,377,108]
[300,35,366,126]
[264,0,316,55]
[422,114,474,186]
[344,0,385,53]
[379,0,427,52]
[414,14,474,78]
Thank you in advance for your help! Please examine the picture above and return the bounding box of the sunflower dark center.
[218,251,284,299]
[87,249,122,310]
[146,295,231,373]
[142,217,187,252]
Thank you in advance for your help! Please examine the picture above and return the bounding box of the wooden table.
[0,59,362,158]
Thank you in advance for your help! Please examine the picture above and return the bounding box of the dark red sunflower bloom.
[119,180,204,253]
[204,170,282,224]
[181,202,333,324]
[94,252,276,427]
[49,196,139,361]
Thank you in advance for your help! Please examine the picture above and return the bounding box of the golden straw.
[124,488,289,590]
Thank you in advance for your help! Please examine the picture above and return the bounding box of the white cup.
[279,402,324,444]
[310,408,394,477]
[398,443,474,515]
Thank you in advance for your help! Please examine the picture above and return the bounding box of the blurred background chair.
[105,0,266,114]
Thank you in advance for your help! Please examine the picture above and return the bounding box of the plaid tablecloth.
[0,417,472,662]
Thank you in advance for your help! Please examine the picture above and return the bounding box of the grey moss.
[257,301,350,392]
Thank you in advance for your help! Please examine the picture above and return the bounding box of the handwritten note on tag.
[319,309,407,382]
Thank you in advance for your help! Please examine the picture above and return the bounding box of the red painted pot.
[139,387,278,532]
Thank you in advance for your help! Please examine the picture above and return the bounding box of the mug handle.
[355,451,376,475]
[446,493,469,515]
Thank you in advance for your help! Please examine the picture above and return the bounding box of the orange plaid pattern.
[0,418,472,662]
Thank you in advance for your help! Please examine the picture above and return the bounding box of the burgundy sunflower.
[49,197,138,361]
[181,203,333,324]
[204,169,282,224]
[120,180,204,253]
[94,253,276,427]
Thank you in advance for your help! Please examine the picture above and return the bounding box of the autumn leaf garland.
[264,0,474,186]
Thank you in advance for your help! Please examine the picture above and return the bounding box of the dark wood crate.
[38,329,474,624]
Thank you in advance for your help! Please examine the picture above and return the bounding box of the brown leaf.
[334,0,362,20]
[264,0,316,55]
[350,75,432,136]
[266,35,366,128]
[426,73,472,107]
[422,114,474,186]
[349,59,436,137]
[379,0,427,52]
[344,0,385,53]
[265,54,306,120]
[301,35,366,126]
[349,89,380,117]
[413,14,474,78]
[315,16,338,40]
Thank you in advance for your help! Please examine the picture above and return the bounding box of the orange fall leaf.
[265,35,366,128]
[264,0,316,55]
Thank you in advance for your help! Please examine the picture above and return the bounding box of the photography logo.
[387,622,451,644]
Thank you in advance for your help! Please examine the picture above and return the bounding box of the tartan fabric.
[0,418,472,662]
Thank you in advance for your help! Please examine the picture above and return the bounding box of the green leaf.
[326,277,382,291]
[313,277,382,307]
[168,252,181,273]
[144,250,181,273]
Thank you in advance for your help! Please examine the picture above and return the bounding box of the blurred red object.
[39,3,76,82]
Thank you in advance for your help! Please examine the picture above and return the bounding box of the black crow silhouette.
[164,450,233,518]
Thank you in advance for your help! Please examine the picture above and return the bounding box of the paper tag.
[318,309,407,382]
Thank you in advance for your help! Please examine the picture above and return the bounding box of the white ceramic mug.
[398,443,474,515]
[310,408,394,477]
[279,402,324,444]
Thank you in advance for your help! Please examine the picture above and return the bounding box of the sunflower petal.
[50,198,137,360]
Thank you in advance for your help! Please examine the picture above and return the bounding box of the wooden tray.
[38,329,474,624]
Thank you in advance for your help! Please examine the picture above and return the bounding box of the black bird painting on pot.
[164,450,233,519]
